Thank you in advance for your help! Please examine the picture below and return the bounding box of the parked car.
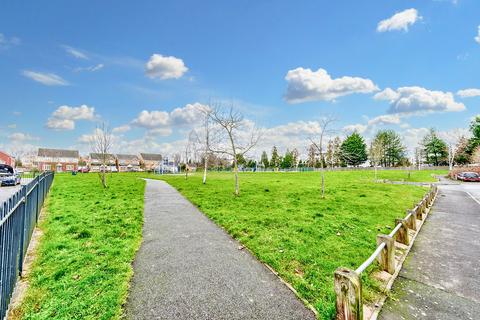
[0,164,21,186]
[78,166,90,173]
[456,172,480,182]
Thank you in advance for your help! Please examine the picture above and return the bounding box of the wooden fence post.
[377,234,395,274]
[406,210,416,231]
[394,219,409,245]
[415,203,423,220]
[334,268,363,320]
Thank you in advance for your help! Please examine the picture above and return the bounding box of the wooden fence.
[334,185,438,320]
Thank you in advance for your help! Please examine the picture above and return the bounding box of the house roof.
[38,148,79,158]
[140,153,162,161]
[116,154,139,160]
[89,153,115,160]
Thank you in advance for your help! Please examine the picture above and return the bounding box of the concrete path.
[125,179,315,320]
[379,183,480,320]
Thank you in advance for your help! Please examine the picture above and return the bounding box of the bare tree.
[441,129,464,171]
[91,122,113,188]
[196,104,213,184]
[309,117,336,198]
[369,140,383,181]
[208,103,261,196]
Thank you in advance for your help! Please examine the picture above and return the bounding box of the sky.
[0,0,479,159]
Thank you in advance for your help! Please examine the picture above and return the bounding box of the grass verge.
[146,170,437,319]
[11,173,145,320]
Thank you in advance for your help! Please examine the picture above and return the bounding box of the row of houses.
[35,148,166,172]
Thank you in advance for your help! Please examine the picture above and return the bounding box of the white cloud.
[52,105,96,121]
[457,88,480,98]
[112,125,131,133]
[22,70,69,86]
[0,33,20,49]
[131,103,209,133]
[46,118,75,131]
[74,64,104,72]
[7,124,17,129]
[145,54,188,80]
[284,67,378,103]
[377,8,421,33]
[8,132,39,142]
[132,110,170,129]
[374,86,465,115]
[343,124,368,134]
[62,45,88,59]
[475,26,480,44]
[46,105,96,131]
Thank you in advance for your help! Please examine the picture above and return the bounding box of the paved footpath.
[379,183,480,320]
[125,179,315,320]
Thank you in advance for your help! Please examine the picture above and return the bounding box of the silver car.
[0,164,21,186]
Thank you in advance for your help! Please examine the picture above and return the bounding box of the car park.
[0,164,21,186]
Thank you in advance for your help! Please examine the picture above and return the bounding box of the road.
[379,182,480,320]
[0,178,33,204]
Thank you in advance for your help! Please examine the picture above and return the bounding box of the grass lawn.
[145,170,440,319]
[11,173,145,320]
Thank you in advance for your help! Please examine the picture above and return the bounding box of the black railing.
[0,172,54,319]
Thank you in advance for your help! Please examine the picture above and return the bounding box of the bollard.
[334,268,363,320]
[415,205,422,220]
[395,219,409,245]
[377,234,395,274]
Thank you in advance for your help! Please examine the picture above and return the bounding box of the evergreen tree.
[421,128,448,166]
[333,136,342,167]
[281,149,294,168]
[340,132,368,166]
[260,151,269,168]
[371,130,406,167]
[270,146,281,168]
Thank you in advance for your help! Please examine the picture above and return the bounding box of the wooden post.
[377,234,395,274]
[395,219,409,245]
[415,205,422,220]
[334,268,363,320]
[406,210,416,231]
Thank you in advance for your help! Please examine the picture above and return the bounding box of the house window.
[43,164,51,171]
[66,165,74,171]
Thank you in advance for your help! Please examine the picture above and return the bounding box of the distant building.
[88,153,116,172]
[36,148,79,172]
[115,154,141,172]
[140,153,163,171]
[0,151,15,167]
[157,159,179,174]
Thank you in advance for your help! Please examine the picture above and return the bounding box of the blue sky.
[0,0,479,158]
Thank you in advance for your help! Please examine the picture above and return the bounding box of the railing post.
[18,187,27,275]
[394,219,409,245]
[334,268,363,320]
[376,234,395,274]
[415,204,423,220]
[406,210,416,231]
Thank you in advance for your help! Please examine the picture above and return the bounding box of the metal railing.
[334,184,438,320]
[0,172,54,319]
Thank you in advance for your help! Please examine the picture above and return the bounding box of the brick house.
[115,154,141,172]
[36,148,79,172]
[139,153,163,171]
[88,153,116,172]
[0,151,15,167]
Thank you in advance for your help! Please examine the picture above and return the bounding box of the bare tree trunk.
[203,154,208,184]
[234,159,239,196]
[320,167,325,198]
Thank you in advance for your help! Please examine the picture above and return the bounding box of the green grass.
[13,173,145,320]
[145,170,437,319]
